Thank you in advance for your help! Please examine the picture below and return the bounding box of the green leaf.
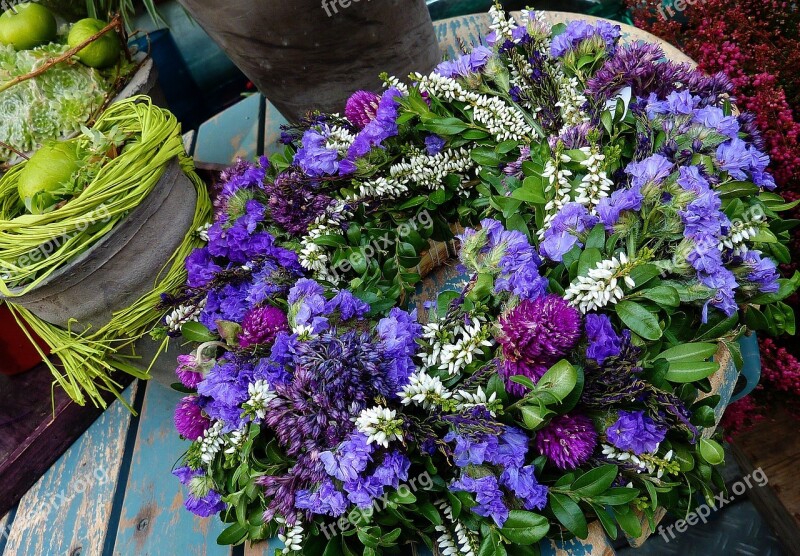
[699,438,725,465]
[217,522,247,545]
[616,300,663,340]
[500,510,550,545]
[314,234,348,248]
[664,361,720,383]
[423,117,469,135]
[638,286,680,308]
[748,272,800,304]
[656,342,718,363]
[416,501,443,526]
[628,264,661,288]
[578,248,602,278]
[181,321,217,343]
[520,404,555,430]
[585,224,607,250]
[471,146,502,167]
[571,464,618,497]
[536,359,578,402]
[590,503,618,539]
[591,487,640,505]
[323,536,344,556]
[716,181,759,198]
[511,175,546,203]
[550,493,589,539]
[612,506,642,538]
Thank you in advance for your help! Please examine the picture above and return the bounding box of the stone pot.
[5,159,197,332]
[175,0,440,121]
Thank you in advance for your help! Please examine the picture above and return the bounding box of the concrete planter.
[6,159,197,332]
[176,0,440,121]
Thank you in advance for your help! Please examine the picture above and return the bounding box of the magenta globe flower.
[535,413,598,470]
[174,396,210,441]
[345,90,381,129]
[239,306,289,348]
[175,354,204,389]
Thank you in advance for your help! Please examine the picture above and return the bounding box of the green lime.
[18,140,82,214]
[68,18,120,69]
[0,3,57,51]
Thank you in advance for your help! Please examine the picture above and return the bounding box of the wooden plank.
[0,362,133,516]
[731,409,800,554]
[2,382,140,556]
[113,380,231,556]
[194,93,263,168]
[0,511,14,555]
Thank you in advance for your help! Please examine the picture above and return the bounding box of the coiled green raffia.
[0,96,212,409]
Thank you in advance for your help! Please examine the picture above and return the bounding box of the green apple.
[18,140,82,214]
[0,3,57,51]
[68,18,120,69]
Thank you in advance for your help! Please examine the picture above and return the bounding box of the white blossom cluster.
[720,212,764,256]
[382,75,409,95]
[435,500,478,556]
[355,407,402,447]
[555,73,590,130]
[276,515,304,554]
[601,444,675,478]
[574,145,613,210]
[199,420,225,464]
[399,370,452,409]
[421,317,493,376]
[224,427,247,456]
[324,125,356,156]
[195,222,212,242]
[454,386,499,417]
[298,202,350,281]
[388,147,476,191]
[241,379,276,422]
[488,4,518,41]
[415,72,477,103]
[469,94,532,142]
[164,297,206,333]
[352,175,409,199]
[564,253,637,313]
[539,158,574,239]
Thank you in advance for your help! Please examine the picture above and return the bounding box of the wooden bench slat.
[2,383,140,556]
[112,381,232,556]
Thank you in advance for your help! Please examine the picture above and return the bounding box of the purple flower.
[345,90,381,129]
[716,138,751,180]
[535,413,597,470]
[344,475,385,509]
[197,359,253,427]
[263,171,333,236]
[645,90,700,118]
[692,106,740,138]
[372,451,411,489]
[295,479,348,517]
[288,278,327,328]
[747,145,777,190]
[174,396,210,440]
[606,410,667,455]
[625,154,673,188]
[324,290,371,321]
[485,427,529,469]
[743,251,780,293]
[445,431,498,467]
[500,465,548,511]
[294,128,341,177]
[376,308,422,393]
[499,360,549,398]
[451,475,509,528]
[497,295,582,395]
[540,203,600,261]
[676,165,711,195]
[320,433,374,482]
[550,20,620,58]
[585,314,623,364]
[173,467,227,517]
[424,134,447,155]
[596,185,644,230]
[218,157,268,198]
[185,247,221,288]
[239,306,289,348]
[347,87,402,160]
[175,354,204,389]
[435,45,493,78]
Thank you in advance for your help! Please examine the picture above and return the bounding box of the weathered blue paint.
[194,93,263,167]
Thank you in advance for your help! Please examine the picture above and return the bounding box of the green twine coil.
[0,96,212,408]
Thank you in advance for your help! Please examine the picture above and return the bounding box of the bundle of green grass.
[0,97,211,407]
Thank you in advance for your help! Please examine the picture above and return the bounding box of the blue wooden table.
[0,12,746,556]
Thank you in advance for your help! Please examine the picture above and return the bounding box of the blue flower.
[435,45,494,78]
[500,465,548,511]
[550,20,620,58]
[372,451,411,489]
[344,475,385,509]
[747,146,777,190]
[451,475,509,528]
[585,314,622,364]
[173,467,227,517]
[692,106,740,138]
[485,427,529,469]
[716,138,751,180]
[606,410,666,455]
[294,128,341,177]
[347,88,402,160]
[540,203,599,261]
[185,247,221,288]
[288,278,327,328]
[676,165,711,195]
[743,251,780,293]
[324,290,371,321]
[625,154,673,188]
[596,185,643,230]
[424,134,447,155]
[320,433,374,482]
[295,479,348,517]
[445,431,497,467]
[377,308,422,393]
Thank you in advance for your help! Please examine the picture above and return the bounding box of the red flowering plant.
[627,0,800,435]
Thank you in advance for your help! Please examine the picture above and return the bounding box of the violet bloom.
[716,138,751,180]
[324,290,370,321]
[435,45,493,78]
[500,465,548,511]
[185,247,221,288]
[218,157,268,198]
[345,90,381,129]
[692,106,740,139]
[485,427,529,469]
[550,20,620,58]
[540,203,600,261]
[645,90,700,118]
[372,451,411,489]
[625,153,673,188]
[596,185,643,230]
[174,396,210,440]
[346,87,402,161]
[676,165,711,195]
[606,410,666,455]
[263,171,333,236]
[451,474,509,528]
[294,127,341,177]
[173,467,227,517]
[239,306,289,348]
[175,354,204,389]
[320,432,373,482]
[376,308,422,392]
[445,431,498,467]
[425,134,447,156]
[295,479,348,517]
[747,145,777,190]
[585,314,623,365]
[344,475,385,508]
[288,278,327,329]
[743,251,780,293]
[535,413,597,470]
